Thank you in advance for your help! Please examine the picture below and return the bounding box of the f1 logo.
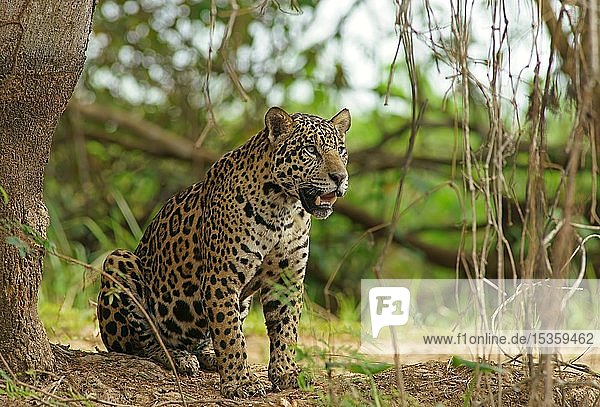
[369,286,410,338]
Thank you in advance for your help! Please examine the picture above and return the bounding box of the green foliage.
[39,301,97,345]
[0,371,31,400]
[0,369,96,407]
[296,344,395,407]
[341,361,393,376]
[451,356,504,406]
[0,186,7,204]
[451,355,504,374]
[296,369,313,391]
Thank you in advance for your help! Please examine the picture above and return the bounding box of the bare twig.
[379,1,429,404]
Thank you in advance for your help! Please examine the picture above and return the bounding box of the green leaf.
[451,356,504,374]
[20,224,49,247]
[297,370,313,391]
[0,186,7,204]
[295,346,308,361]
[0,369,11,381]
[5,236,29,258]
[42,238,54,252]
[345,361,394,376]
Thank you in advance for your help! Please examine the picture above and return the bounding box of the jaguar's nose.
[328,171,347,188]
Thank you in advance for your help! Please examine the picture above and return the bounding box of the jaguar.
[97,106,351,398]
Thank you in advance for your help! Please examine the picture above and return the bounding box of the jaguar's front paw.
[220,374,267,399]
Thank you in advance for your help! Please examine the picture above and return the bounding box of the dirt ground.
[2,343,600,406]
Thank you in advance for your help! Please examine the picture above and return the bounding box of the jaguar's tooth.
[315,196,321,206]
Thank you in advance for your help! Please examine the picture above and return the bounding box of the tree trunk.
[0,0,95,373]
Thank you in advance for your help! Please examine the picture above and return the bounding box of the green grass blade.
[111,189,142,240]
[451,355,504,374]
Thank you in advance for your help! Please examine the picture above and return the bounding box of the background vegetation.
[41,0,599,351]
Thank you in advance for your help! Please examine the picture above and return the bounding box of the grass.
[39,301,98,349]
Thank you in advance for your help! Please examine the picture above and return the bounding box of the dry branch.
[536,0,576,79]
[69,102,220,164]
[335,201,486,274]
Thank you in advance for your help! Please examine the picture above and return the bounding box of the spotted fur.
[97,107,351,398]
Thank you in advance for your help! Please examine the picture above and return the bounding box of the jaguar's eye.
[338,145,347,155]
[305,145,317,155]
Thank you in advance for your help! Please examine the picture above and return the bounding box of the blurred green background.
[40,0,599,347]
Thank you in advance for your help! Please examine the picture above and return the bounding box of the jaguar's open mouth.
[298,188,341,219]
[315,192,337,207]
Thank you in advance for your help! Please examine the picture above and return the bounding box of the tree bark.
[0,0,95,373]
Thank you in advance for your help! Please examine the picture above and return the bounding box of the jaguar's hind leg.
[98,249,201,375]
[192,336,217,372]
[97,249,146,355]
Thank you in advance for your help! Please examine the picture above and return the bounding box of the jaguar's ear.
[330,108,351,138]
[265,106,293,143]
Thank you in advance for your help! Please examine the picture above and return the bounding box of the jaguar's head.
[265,106,351,219]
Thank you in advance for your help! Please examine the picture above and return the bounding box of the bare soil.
[2,343,600,406]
